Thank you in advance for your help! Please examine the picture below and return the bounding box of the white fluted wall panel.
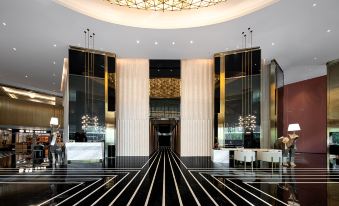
[116,59,149,156]
[181,59,213,156]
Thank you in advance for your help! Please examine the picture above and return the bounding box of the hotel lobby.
[1,0,339,205]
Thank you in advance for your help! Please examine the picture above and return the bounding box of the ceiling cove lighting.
[56,0,279,29]
[106,0,227,12]
[2,86,56,101]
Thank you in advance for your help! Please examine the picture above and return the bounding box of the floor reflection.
[0,150,337,206]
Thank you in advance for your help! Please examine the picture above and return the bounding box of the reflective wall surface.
[68,47,115,143]
[214,48,261,148]
[269,60,284,147]
[327,59,339,168]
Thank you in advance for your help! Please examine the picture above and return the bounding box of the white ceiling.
[0,0,338,95]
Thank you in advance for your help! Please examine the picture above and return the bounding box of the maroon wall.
[283,76,327,153]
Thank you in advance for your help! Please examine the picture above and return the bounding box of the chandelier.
[81,29,100,131]
[105,0,227,12]
[238,28,257,134]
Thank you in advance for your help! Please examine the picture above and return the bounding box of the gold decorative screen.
[150,78,180,98]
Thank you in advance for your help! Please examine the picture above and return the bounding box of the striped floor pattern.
[0,147,338,205]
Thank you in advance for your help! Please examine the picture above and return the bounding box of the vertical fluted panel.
[181,59,213,156]
[116,59,149,156]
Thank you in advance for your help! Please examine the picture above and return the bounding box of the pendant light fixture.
[239,28,256,134]
[81,28,99,131]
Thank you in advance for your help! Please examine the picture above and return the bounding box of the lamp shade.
[50,117,59,126]
[288,123,301,132]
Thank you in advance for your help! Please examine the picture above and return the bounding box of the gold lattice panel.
[150,78,180,98]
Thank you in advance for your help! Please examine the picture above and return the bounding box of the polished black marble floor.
[0,148,338,205]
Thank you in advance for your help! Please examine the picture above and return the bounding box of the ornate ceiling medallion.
[106,0,227,12]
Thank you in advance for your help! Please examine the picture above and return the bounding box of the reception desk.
[211,148,241,163]
[66,142,104,162]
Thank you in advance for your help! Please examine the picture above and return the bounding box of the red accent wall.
[283,76,327,153]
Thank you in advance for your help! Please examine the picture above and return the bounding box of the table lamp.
[50,117,59,134]
[50,117,59,126]
[288,123,301,134]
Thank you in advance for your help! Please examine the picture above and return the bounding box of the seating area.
[213,148,283,169]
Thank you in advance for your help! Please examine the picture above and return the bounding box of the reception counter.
[66,142,104,162]
[211,148,241,163]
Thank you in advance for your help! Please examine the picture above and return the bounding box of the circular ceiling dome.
[55,0,279,29]
[106,0,228,12]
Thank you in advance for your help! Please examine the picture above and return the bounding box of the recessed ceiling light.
[172,41,175,45]
[53,61,56,65]
[154,41,158,45]
[136,40,140,44]
[53,44,57,47]
[327,29,331,33]
[78,43,81,46]
[2,22,6,26]
[12,48,17,51]
[157,69,160,72]
[25,75,28,78]
[170,69,173,72]
[190,40,194,44]
[271,42,275,46]
[312,3,317,7]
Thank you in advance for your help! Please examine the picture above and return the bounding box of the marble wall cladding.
[180,59,214,156]
[116,59,149,156]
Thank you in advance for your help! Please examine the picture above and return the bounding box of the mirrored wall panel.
[68,47,115,143]
[214,48,261,148]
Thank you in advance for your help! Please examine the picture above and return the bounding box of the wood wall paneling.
[0,96,63,128]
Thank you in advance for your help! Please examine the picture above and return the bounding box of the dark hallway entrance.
[149,120,180,154]
[158,124,171,146]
